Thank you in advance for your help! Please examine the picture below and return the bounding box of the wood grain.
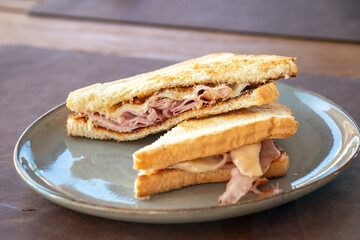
[0,11,359,77]
[30,0,360,42]
[0,0,39,13]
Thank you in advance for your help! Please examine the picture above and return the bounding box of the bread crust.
[66,53,297,113]
[135,149,289,198]
[66,82,280,141]
[133,101,298,170]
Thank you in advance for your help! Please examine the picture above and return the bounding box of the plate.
[14,83,360,223]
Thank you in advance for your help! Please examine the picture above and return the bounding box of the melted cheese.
[168,143,262,176]
[113,84,248,115]
[118,103,148,112]
[230,143,262,177]
[169,155,227,173]
[231,83,248,97]
[156,88,194,100]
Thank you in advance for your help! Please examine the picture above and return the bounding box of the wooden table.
[1,1,360,239]
[1,0,360,78]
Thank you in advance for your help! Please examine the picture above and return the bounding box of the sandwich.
[66,53,297,141]
[133,101,298,204]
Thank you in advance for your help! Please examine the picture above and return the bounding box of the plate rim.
[13,83,360,220]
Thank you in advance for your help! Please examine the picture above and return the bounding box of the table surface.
[1,0,360,239]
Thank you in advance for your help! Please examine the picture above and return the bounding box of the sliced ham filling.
[169,139,282,204]
[86,85,236,133]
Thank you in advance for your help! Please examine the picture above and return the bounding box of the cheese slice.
[230,143,262,177]
[168,155,228,173]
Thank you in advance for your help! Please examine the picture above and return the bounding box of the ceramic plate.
[14,83,360,223]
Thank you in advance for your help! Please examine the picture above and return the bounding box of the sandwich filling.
[160,139,282,204]
[84,83,248,133]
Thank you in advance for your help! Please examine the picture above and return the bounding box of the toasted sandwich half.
[133,101,298,204]
[66,53,297,141]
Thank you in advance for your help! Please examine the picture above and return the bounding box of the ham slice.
[196,85,233,106]
[218,168,255,204]
[259,139,281,173]
[257,183,283,198]
[218,140,282,204]
[250,178,269,194]
[85,85,233,133]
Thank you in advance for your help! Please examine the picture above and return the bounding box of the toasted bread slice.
[135,148,289,198]
[66,81,280,141]
[66,53,297,114]
[133,101,298,170]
